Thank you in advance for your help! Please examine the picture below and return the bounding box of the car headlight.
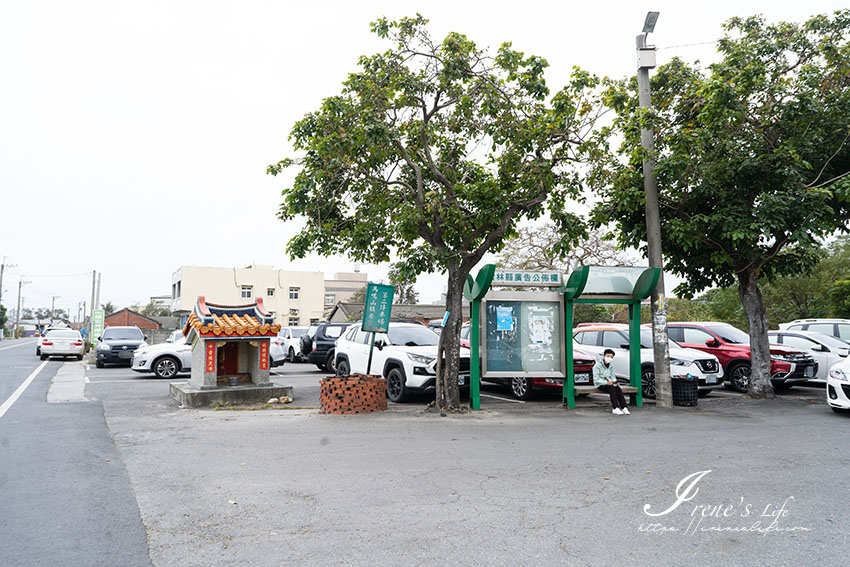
[97,342,111,351]
[829,367,848,381]
[669,358,690,366]
[408,353,436,365]
[770,354,793,362]
[139,342,148,349]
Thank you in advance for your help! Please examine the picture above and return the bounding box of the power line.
[658,40,718,51]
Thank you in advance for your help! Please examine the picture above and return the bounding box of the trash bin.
[671,374,699,407]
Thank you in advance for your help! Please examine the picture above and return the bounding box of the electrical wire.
[658,41,718,50]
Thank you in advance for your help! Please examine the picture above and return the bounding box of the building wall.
[104,309,161,331]
[323,272,368,313]
[171,265,327,327]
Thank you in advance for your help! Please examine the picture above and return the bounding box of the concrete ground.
[82,361,848,566]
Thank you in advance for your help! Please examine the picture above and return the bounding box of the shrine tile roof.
[183,312,281,337]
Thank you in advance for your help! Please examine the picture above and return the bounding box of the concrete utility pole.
[51,295,61,325]
[15,277,31,336]
[90,270,97,338]
[0,256,17,309]
[636,11,672,408]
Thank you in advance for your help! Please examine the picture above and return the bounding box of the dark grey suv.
[95,326,148,368]
[300,322,352,372]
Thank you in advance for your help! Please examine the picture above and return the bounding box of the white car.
[39,329,84,360]
[335,322,470,403]
[132,330,193,378]
[573,325,724,398]
[779,318,850,342]
[279,326,309,362]
[827,359,850,413]
[768,330,850,383]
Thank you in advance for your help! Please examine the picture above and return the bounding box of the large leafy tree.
[590,11,850,398]
[269,16,601,409]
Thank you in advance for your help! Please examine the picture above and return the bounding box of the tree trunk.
[435,262,467,410]
[737,267,775,399]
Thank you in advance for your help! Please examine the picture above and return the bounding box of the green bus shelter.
[561,265,661,408]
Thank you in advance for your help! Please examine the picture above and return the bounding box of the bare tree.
[498,224,633,273]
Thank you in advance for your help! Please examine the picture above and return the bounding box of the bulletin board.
[480,291,566,378]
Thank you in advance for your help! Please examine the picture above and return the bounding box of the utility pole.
[51,295,61,325]
[95,273,101,312]
[90,270,97,339]
[0,256,17,308]
[15,277,31,337]
[636,11,672,408]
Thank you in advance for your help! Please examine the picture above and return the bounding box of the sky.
[1,0,846,319]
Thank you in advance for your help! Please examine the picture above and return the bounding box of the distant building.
[149,295,171,309]
[323,272,368,316]
[171,265,328,327]
[104,308,162,331]
[327,302,468,326]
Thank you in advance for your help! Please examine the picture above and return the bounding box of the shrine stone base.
[170,381,293,408]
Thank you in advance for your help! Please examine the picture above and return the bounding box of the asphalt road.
[2,343,847,566]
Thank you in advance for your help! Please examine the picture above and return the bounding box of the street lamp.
[635,11,673,408]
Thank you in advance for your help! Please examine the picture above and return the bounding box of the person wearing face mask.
[593,348,630,415]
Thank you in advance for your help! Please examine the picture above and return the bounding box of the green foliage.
[349,285,367,304]
[102,302,116,316]
[828,280,850,318]
[269,14,601,282]
[388,264,418,304]
[0,304,7,328]
[589,11,850,298]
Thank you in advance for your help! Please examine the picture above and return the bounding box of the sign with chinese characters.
[492,270,562,287]
[91,309,105,341]
[259,339,269,370]
[205,342,216,373]
[362,282,395,333]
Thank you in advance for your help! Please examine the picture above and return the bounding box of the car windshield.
[46,330,80,339]
[705,324,749,344]
[638,330,680,349]
[805,333,850,349]
[387,326,440,347]
[102,328,144,341]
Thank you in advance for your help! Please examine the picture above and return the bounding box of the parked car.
[827,359,850,413]
[269,335,286,368]
[278,326,309,362]
[132,330,192,378]
[36,325,71,356]
[666,322,816,392]
[574,324,724,398]
[39,329,84,360]
[768,330,850,383]
[95,326,148,368]
[486,348,597,400]
[300,322,352,372]
[778,319,850,342]
[335,322,470,402]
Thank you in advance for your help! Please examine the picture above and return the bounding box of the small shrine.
[169,296,292,407]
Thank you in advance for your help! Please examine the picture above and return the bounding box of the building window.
[288,317,300,326]
[310,318,320,325]
[241,286,252,299]
[289,308,299,316]
[289,287,300,300]
[324,294,336,306]
[267,288,275,297]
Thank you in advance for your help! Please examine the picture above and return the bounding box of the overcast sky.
[1,0,845,318]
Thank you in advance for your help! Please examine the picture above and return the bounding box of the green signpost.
[91,309,105,342]
[463,265,495,410]
[362,282,394,375]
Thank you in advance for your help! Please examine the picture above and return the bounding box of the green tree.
[269,16,600,409]
[828,280,850,318]
[0,304,7,328]
[388,264,418,305]
[348,285,368,304]
[101,302,116,316]
[590,12,850,398]
[141,301,171,317]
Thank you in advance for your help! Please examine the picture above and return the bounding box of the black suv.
[300,323,352,372]
[95,326,148,368]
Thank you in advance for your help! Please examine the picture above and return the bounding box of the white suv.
[779,319,850,342]
[335,322,471,403]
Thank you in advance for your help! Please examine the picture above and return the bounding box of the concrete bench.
[574,384,640,406]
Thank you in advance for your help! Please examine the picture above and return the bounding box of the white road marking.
[84,376,90,383]
[0,360,49,418]
[480,393,525,404]
[0,340,37,352]
[87,379,183,384]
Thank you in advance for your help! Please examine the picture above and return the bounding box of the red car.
[665,322,816,392]
[460,324,595,400]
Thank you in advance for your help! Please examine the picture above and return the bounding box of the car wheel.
[76,355,83,361]
[316,364,328,371]
[386,367,408,403]
[697,389,711,397]
[728,363,751,392]
[40,354,47,361]
[96,360,104,369]
[36,347,41,356]
[326,350,336,374]
[153,356,179,379]
[509,377,535,400]
[336,359,350,376]
[288,348,296,363]
[641,366,656,399]
[831,406,849,414]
